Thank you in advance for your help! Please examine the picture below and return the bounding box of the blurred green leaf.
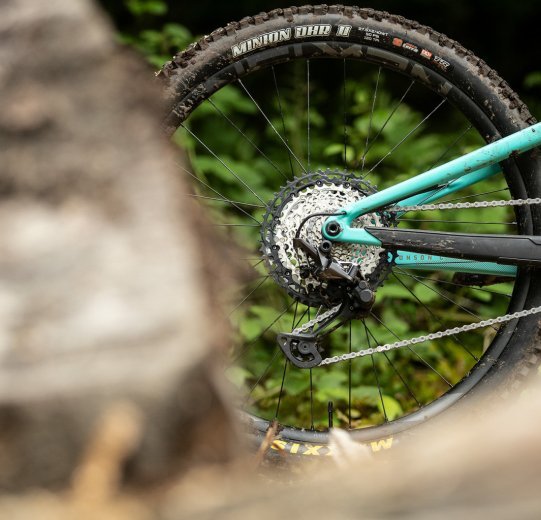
[380,395,403,420]
[225,366,252,389]
[125,0,167,16]
[524,72,541,89]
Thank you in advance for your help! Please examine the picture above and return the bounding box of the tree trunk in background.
[0,0,239,491]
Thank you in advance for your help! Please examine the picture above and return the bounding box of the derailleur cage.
[277,333,323,369]
[277,260,376,368]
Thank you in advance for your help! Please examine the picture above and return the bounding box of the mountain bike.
[158,5,541,458]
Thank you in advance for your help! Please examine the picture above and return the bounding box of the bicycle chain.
[293,304,342,334]
[395,197,541,212]
[287,196,541,366]
[319,305,541,365]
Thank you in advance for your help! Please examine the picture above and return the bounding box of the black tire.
[159,5,541,458]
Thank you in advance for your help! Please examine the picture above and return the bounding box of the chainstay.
[395,197,541,213]
[319,305,541,366]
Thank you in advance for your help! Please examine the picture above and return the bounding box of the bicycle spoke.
[442,187,509,204]
[364,320,388,422]
[271,65,295,178]
[363,79,414,158]
[213,223,260,227]
[229,275,270,316]
[272,299,299,419]
[309,368,314,430]
[251,259,264,270]
[188,193,265,209]
[370,312,452,387]
[207,98,289,182]
[365,324,421,407]
[247,348,281,399]
[363,98,446,178]
[233,300,296,363]
[360,66,381,171]
[293,306,310,330]
[426,124,473,171]
[275,359,288,419]
[391,272,479,361]
[395,268,499,331]
[237,79,307,174]
[181,124,267,205]
[177,163,260,223]
[292,300,299,331]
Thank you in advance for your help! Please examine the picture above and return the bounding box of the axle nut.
[325,222,342,237]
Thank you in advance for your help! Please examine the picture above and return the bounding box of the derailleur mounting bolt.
[319,240,333,253]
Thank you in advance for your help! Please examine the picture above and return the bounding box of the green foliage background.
[112,0,532,430]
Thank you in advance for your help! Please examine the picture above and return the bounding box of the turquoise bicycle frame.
[322,123,541,277]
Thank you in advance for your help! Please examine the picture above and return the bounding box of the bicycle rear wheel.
[160,5,541,457]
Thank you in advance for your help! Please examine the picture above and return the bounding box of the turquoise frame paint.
[322,122,541,276]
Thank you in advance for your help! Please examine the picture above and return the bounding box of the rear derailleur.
[277,238,376,369]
